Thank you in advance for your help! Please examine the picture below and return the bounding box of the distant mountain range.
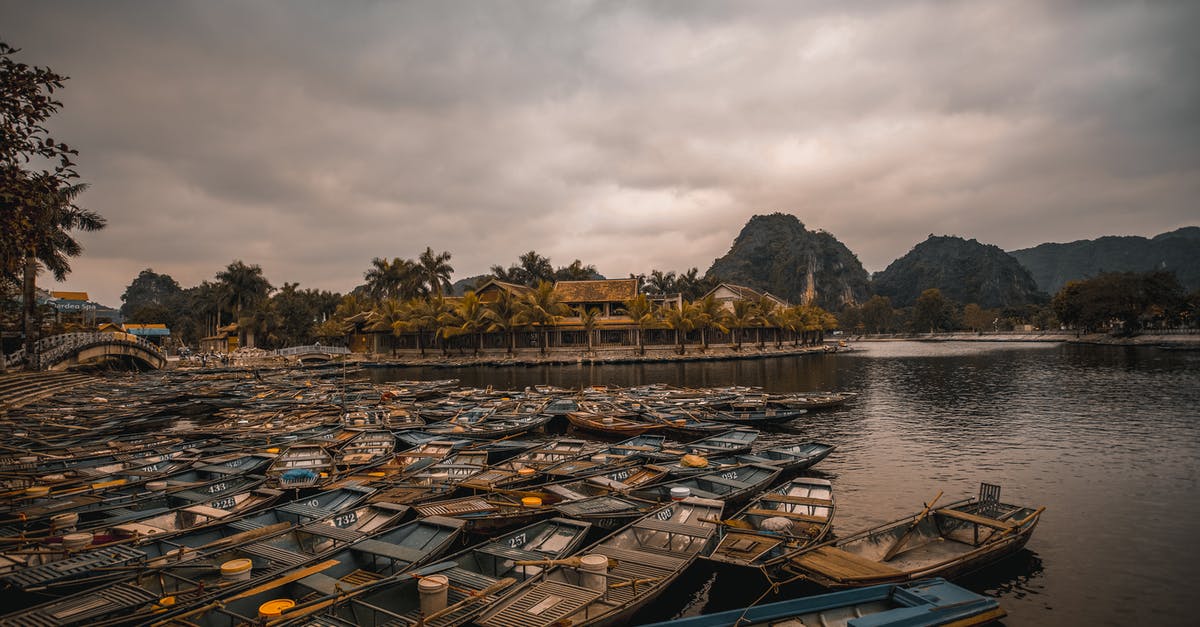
[1008,227,1200,293]
[703,214,1197,310]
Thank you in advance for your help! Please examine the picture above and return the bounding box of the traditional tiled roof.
[705,283,790,307]
[474,279,534,299]
[554,279,639,303]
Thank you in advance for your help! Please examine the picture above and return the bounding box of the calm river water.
[369,341,1200,626]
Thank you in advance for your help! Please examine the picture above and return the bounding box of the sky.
[5,0,1198,307]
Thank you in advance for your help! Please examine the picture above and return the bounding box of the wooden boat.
[160,515,467,626]
[293,517,593,627]
[630,463,781,511]
[566,410,664,437]
[457,439,598,492]
[427,412,553,439]
[267,444,337,489]
[673,427,760,457]
[774,391,858,411]
[538,435,664,480]
[545,465,671,530]
[413,491,565,535]
[334,430,396,469]
[705,477,834,575]
[642,408,731,439]
[662,441,835,477]
[707,408,806,426]
[780,483,1045,588]
[475,496,723,627]
[638,578,1005,627]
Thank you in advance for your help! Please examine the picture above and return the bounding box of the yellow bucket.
[517,467,536,476]
[521,497,542,507]
[258,599,296,619]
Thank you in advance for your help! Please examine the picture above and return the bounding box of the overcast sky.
[5,0,1197,306]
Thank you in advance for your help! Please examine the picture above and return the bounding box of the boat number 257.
[507,533,526,548]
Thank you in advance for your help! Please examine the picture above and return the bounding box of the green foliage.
[120,269,182,318]
[1052,270,1186,334]
[912,288,956,332]
[861,296,894,333]
[1011,228,1200,294]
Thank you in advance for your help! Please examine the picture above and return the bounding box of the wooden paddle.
[881,490,942,562]
[513,556,620,569]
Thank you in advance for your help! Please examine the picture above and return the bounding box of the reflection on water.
[370,341,1200,626]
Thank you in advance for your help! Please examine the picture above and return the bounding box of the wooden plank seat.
[180,504,236,519]
[595,545,683,572]
[301,522,365,543]
[418,499,497,517]
[935,508,1017,530]
[789,547,902,580]
[700,475,750,489]
[299,572,346,596]
[353,539,431,565]
[240,542,310,566]
[479,580,601,627]
[635,517,716,538]
[745,508,828,524]
[339,569,383,586]
[714,532,782,559]
[759,494,834,508]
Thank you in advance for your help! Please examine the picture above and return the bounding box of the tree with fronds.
[485,289,524,354]
[401,297,450,357]
[618,293,657,355]
[418,247,454,298]
[693,294,728,352]
[726,299,761,351]
[364,257,420,302]
[575,305,601,355]
[753,294,780,348]
[216,260,273,349]
[520,280,568,355]
[369,298,407,356]
[444,291,490,355]
[660,301,699,355]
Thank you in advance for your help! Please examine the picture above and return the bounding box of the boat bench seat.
[300,572,346,596]
[745,508,827,524]
[354,539,430,565]
[935,508,1016,530]
[301,522,365,543]
[181,504,236,519]
[760,494,833,508]
[595,545,683,572]
[701,476,749,489]
[789,547,902,580]
[635,517,715,538]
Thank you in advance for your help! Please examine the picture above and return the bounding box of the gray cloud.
[3,0,1196,305]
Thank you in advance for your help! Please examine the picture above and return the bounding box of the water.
[369,341,1200,625]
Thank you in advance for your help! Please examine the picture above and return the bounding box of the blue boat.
[639,578,1004,627]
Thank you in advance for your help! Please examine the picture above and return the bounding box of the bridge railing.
[275,344,351,357]
[4,332,165,370]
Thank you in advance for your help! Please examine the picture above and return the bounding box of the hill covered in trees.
[705,213,870,310]
[871,235,1045,309]
[1009,227,1200,294]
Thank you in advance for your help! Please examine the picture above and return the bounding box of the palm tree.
[15,183,105,366]
[485,289,523,354]
[754,295,779,349]
[575,305,600,355]
[243,299,282,349]
[401,297,449,357]
[446,291,489,355]
[618,293,657,355]
[660,302,699,355]
[216,260,273,348]
[369,298,407,355]
[693,295,728,352]
[520,280,568,355]
[418,247,454,299]
[364,257,418,302]
[727,299,761,351]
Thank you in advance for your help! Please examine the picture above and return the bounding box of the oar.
[513,556,620,569]
[881,490,943,562]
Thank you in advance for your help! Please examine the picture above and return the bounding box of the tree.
[369,298,407,356]
[962,303,994,332]
[575,305,600,355]
[554,260,600,281]
[520,280,568,355]
[660,301,699,354]
[1053,271,1186,334]
[693,294,728,351]
[618,293,657,355]
[492,251,553,287]
[364,257,419,302]
[726,299,760,350]
[401,298,448,357]
[485,289,523,354]
[216,260,273,348]
[418,247,454,298]
[753,294,779,348]
[861,296,894,334]
[643,270,677,295]
[912,288,954,333]
[446,291,489,355]
[120,269,182,317]
[17,183,104,365]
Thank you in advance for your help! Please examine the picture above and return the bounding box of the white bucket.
[579,554,609,591]
[670,487,691,501]
[51,512,79,531]
[418,574,449,615]
[591,454,607,463]
[61,532,93,551]
[147,481,168,492]
[221,558,253,581]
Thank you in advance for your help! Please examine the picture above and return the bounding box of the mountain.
[705,213,871,309]
[1009,227,1200,294]
[872,235,1044,308]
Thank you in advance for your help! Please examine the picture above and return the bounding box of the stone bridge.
[3,332,168,371]
[275,344,351,363]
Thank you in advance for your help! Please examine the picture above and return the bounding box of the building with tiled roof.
[554,278,639,317]
[474,279,534,303]
[705,283,790,311]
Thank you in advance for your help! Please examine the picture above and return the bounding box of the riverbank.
[358,342,837,369]
[851,331,1200,348]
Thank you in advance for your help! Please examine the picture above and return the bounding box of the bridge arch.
[4,333,167,371]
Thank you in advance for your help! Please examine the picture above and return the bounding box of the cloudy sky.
[6,0,1197,306]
